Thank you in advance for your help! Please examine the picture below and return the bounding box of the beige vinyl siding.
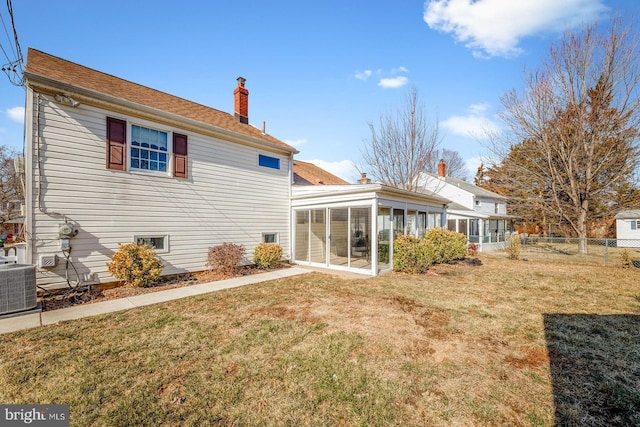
[29,92,291,288]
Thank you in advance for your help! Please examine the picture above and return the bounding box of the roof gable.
[24,48,296,153]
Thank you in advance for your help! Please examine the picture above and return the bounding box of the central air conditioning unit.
[0,264,37,315]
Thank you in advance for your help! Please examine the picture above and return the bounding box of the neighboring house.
[24,48,297,289]
[291,176,450,275]
[1,216,24,242]
[293,160,349,185]
[615,209,640,248]
[416,160,515,251]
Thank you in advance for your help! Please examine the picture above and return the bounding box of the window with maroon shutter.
[173,133,188,178]
[106,117,126,171]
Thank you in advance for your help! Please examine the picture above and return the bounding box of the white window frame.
[134,234,169,253]
[632,220,638,230]
[128,120,173,176]
[262,232,279,244]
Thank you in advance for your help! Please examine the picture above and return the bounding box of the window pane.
[258,154,280,169]
[130,125,168,172]
[263,233,277,243]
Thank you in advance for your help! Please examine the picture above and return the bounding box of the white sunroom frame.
[291,184,450,276]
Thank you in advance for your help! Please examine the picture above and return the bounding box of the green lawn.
[1,255,639,426]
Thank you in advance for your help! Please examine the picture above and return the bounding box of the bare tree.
[361,87,441,191]
[0,145,23,221]
[427,148,468,180]
[494,18,640,253]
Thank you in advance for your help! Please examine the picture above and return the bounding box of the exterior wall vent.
[0,264,37,315]
[38,254,58,268]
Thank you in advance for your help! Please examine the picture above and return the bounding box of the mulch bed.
[38,265,288,312]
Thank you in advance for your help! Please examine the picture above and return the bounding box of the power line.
[1,0,23,87]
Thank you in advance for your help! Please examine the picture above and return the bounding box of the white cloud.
[5,106,24,123]
[378,76,409,89]
[424,0,608,58]
[464,156,483,178]
[354,66,409,88]
[354,70,373,80]
[442,103,501,139]
[284,138,308,148]
[303,159,359,183]
[391,66,409,74]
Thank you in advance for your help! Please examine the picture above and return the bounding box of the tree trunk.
[577,201,589,255]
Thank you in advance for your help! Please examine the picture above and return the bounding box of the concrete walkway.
[0,267,311,335]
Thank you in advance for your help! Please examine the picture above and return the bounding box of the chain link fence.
[495,236,640,267]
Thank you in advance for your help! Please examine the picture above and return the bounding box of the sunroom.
[291,184,450,276]
[445,207,516,251]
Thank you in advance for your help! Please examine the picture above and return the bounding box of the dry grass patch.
[1,255,639,426]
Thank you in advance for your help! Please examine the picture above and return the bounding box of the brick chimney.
[437,159,446,178]
[357,172,372,184]
[234,77,249,124]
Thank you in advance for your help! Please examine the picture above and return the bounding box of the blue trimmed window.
[131,125,168,172]
[258,154,280,170]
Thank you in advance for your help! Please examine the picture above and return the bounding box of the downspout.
[288,154,294,263]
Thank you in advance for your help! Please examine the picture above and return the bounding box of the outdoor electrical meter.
[58,223,76,251]
[58,223,75,239]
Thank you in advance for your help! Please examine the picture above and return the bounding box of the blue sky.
[0,0,638,182]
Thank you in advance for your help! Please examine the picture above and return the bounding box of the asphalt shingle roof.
[24,48,296,153]
[293,160,350,185]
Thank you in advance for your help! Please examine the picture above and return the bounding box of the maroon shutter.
[173,133,188,178]
[106,117,126,171]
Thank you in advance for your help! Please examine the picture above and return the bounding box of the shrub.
[505,234,522,260]
[393,235,430,274]
[619,249,634,269]
[253,242,283,269]
[107,242,163,288]
[207,243,245,274]
[422,228,467,264]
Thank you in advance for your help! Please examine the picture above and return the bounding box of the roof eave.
[24,71,299,156]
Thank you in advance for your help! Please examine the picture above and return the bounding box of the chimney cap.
[237,76,246,86]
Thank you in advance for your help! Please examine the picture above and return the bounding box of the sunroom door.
[329,208,349,267]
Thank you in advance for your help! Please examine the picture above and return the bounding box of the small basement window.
[262,233,279,243]
[135,235,168,252]
[258,154,280,170]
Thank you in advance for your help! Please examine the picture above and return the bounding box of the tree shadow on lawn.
[544,314,640,426]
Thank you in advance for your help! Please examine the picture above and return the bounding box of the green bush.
[393,235,430,274]
[422,228,467,264]
[505,234,521,260]
[107,242,163,288]
[378,243,390,264]
[207,242,245,273]
[253,242,283,269]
